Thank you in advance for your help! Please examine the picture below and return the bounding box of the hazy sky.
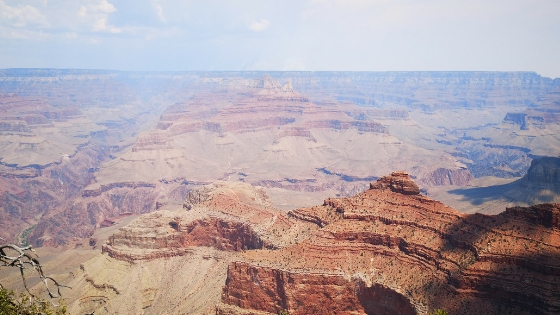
[1,0,559,78]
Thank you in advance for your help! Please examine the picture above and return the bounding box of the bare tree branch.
[0,242,70,300]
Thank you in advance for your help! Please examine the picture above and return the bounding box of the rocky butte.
[48,174,560,315]
[217,173,560,314]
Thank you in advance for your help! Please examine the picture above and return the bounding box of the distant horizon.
[0,68,557,78]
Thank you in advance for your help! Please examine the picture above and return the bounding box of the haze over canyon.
[1,69,560,314]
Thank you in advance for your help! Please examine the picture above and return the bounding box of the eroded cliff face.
[101,182,319,261]
[218,262,416,315]
[527,157,560,184]
[218,173,560,315]
[38,175,560,315]
[503,91,560,130]
[57,181,320,315]
[417,168,472,186]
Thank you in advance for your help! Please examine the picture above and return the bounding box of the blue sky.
[1,0,559,78]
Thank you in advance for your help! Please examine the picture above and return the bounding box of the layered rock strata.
[218,172,560,315]
[3,69,560,250]
[102,182,319,261]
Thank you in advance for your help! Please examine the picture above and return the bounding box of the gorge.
[1,70,560,314]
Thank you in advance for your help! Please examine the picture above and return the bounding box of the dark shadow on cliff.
[419,203,560,314]
[447,177,560,206]
[447,180,520,206]
[357,283,416,315]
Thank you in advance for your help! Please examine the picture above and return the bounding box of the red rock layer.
[102,182,319,261]
[218,172,560,315]
[102,216,268,262]
[218,262,416,315]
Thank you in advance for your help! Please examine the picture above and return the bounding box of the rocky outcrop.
[526,157,560,184]
[305,120,387,133]
[503,112,548,130]
[218,262,417,315]
[103,182,319,261]
[218,174,560,315]
[505,203,560,228]
[131,131,171,152]
[344,109,409,120]
[102,215,267,261]
[503,112,529,129]
[219,75,310,102]
[502,91,560,130]
[455,142,532,178]
[370,171,420,195]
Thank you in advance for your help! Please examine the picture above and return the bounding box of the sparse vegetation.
[430,309,449,315]
[17,225,36,247]
[1,239,68,315]
[0,288,66,315]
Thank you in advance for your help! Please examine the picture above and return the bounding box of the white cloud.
[92,16,121,33]
[0,0,50,28]
[77,0,121,33]
[78,6,87,17]
[88,0,116,14]
[250,19,270,31]
[150,0,166,22]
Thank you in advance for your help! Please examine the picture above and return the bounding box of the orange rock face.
[217,173,560,315]
[370,171,420,195]
[102,182,319,261]
[97,175,560,314]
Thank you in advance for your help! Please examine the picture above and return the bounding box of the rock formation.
[369,171,420,195]
[101,182,319,261]
[56,175,560,315]
[526,156,560,184]
[214,173,560,315]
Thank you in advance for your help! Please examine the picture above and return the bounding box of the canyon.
[6,174,556,314]
[1,69,560,314]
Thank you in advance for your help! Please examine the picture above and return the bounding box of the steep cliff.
[526,157,560,184]
[218,173,560,315]
[37,175,560,315]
